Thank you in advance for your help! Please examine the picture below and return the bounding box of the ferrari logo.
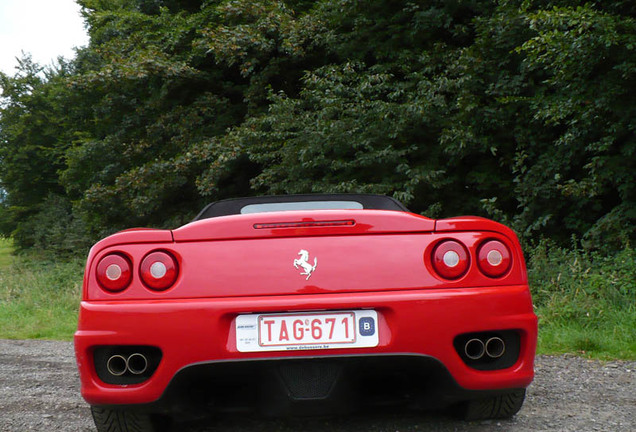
[293,250,317,280]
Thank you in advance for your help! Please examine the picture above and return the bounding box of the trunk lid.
[170,210,444,298]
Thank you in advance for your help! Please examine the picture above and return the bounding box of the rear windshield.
[194,194,408,220]
[240,201,363,214]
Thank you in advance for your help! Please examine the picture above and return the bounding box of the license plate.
[236,310,378,352]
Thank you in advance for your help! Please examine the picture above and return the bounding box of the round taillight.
[432,240,470,279]
[477,240,511,278]
[96,254,132,292]
[140,251,178,290]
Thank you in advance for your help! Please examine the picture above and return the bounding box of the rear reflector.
[254,220,355,229]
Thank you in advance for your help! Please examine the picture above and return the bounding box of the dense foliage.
[0,0,634,255]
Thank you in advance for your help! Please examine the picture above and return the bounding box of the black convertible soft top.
[193,194,409,220]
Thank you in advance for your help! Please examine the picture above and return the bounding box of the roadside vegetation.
[1,237,633,359]
[1,1,634,256]
[0,1,633,359]
[528,241,635,359]
[0,238,83,340]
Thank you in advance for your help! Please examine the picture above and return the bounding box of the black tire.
[91,407,168,432]
[454,389,526,420]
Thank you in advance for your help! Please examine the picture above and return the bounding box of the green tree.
[0,0,633,253]
[515,4,635,248]
[0,56,78,248]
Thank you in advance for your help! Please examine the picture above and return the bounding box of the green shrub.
[527,241,635,359]
[0,243,84,340]
[11,194,93,258]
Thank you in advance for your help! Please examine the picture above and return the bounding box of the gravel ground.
[0,339,633,431]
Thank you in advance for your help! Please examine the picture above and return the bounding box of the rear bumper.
[75,285,537,406]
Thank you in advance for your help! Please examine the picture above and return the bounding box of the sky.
[0,0,89,75]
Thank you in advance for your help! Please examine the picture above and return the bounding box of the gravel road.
[0,339,633,431]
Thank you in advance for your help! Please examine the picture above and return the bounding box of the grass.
[528,241,635,360]
[0,236,14,269]
[0,237,84,340]
[0,236,634,359]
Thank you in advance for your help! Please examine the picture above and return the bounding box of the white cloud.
[0,0,89,74]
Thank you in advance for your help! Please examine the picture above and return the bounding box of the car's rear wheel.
[91,407,169,432]
[454,389,526,420]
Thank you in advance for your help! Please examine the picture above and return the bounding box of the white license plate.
[236,310,378,352]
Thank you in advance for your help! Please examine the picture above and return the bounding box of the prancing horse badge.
[293,250,317,280]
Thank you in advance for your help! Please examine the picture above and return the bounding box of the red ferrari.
[74,194,537,431]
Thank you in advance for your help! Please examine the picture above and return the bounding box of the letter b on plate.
[359,317,375,337]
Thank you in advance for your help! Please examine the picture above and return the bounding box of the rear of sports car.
[75,195,537,431]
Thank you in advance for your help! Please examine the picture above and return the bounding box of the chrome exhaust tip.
[485,337,505,358]
[464,338,485,360]
[127,353,149,375]
[106,355,128,376]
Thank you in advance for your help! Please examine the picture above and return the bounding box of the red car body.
[75,195,537,430]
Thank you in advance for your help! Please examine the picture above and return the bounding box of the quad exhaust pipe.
[106,353,149,376]
[485,336,505,359]
[106,355,128,376]
[95,346,161,385]
[127,353,149,375]
[464,338,485,360]
[464,336,506,361]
